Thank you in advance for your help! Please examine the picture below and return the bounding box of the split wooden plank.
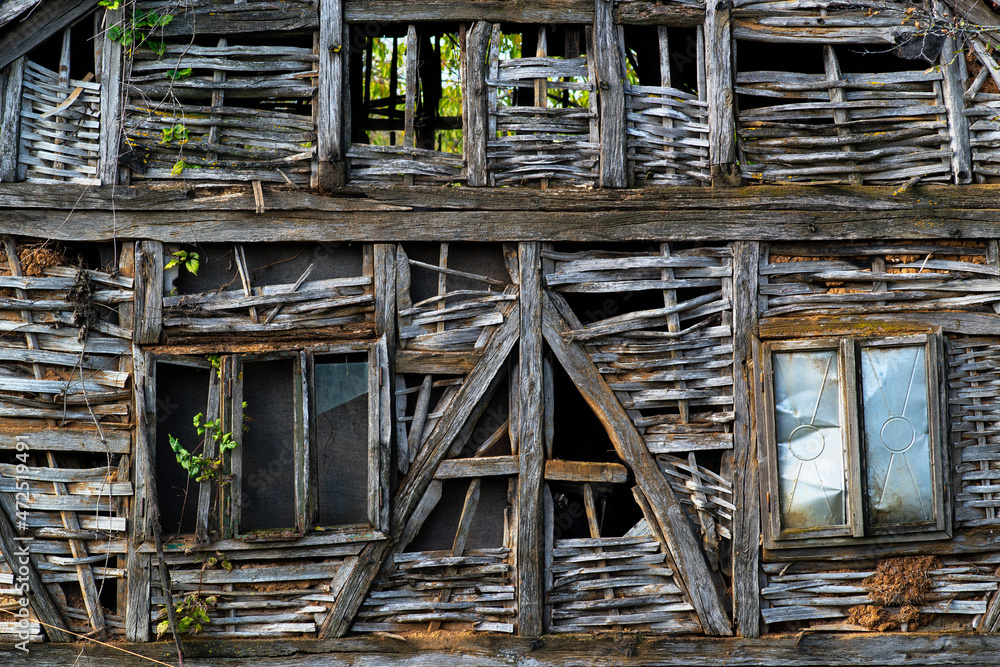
[705,0,737,186]
[466,22,491,187]
[134,241,162,344]
[317,0,344,187]
[935,1,972,185]
[518,242,544,636]
[731,240,760,637]
[125,348,153,641]
[435,456,519,478]
[595,0,626,187]
[98,8,122,185]
[544,459,628,484]
[542,290,732,636]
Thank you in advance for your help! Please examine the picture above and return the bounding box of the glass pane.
[861,345,932,528]
[242,358,297,531]
[773,350,846,530]
[315,357,369,526]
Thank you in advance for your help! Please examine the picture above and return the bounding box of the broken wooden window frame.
[150,338,389,545]
[760,332,950,549]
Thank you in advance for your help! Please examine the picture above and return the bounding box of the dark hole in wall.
[25,12,98,80]
[402,242,510,305]
[407,477,509,552]
[168,242,363,295]
[621,26,700,95]
[241,357,297,531]
[155,362,210,536]
[314,353,369,526]
[99,578,117,616]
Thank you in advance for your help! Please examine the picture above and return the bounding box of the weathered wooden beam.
[544,459,628,484]
[98,10,123,186]
[133,242,162,345]
[319,304,519,638]
[541,290,732,636]
[595,0,626,188]
[5,184,1000,241]
[730,241,761,638]
[705,0,738,186]
[342,0,701,25]
[125,349,153,641]
[760,312,1000,338]
[25,632,1000,665]
[434,455,519,478]
[0,57,23,182]
[317,0,346,188]
[465,21,491,187]
[936,4,973,185]
[517,242,544,636]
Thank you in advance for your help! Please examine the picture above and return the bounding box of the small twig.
[263,263,314,324]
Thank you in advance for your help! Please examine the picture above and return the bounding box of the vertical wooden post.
[466,21,491,186]
[0,57,24,182]
[318,0,345,188]
[595,0,626,187]
[705,0,739,186]
[937,23,972,183]
[823,45,861,185]
[731,240,761,637]
[516,242,544,636]
[403,25,418,186]
[125,348,154,641]
[374,244,398,492]
[99,8,124,185]
[134,241,163,345]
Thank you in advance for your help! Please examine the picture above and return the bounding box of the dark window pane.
[156,362,210,536]
[241,358,297,531]
[314,357,369,526]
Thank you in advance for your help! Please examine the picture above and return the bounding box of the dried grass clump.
[863,555,937,606]
[847,603,923,632]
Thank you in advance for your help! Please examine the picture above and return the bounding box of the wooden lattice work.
[737,45,953,185]
[150,551,360,638]
[760,557,1000,630]
[487,26,599,187]
[354,549,514,633]
[964,37,1000,182]
[759,241,1000,318]
[544,244,735,454]
[19,28,101,185]
[0,237,134,639]
[950,337,1000,528]
[125,0,316,183]
[161,244,375,341]
[548,528,700,633]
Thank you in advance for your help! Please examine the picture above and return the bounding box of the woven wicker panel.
[19,61,101,185]
[627,85,709,186]
[125,39,315,183]
[950,337,1000,528]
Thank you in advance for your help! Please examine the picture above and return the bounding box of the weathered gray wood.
[465,22,491,186]
[98,9,122,185]
[0,429,129,453]
[125,348,153,641]
[730,241,760,638]
[542,291,732,636]
[595,0,626,188]
[544,459,628,484]
[935,4,972,185]
[435,455,519,478]
[0,58,24,183]
[317,0,345,188]
[134,241,163,344]
[705,0,737,186]
[517,242,544,637]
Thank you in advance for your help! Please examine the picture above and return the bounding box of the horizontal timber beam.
[342,0,702,25]
[14,633,1000,666]
[3,184,1000,243]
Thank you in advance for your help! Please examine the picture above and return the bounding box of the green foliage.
[159,123,189,146]
[167,68,192,80]
[207,354,223,378]
[107,9,173,56]
[168,412,239,482]
[155,594,216,639]
[165,249,199,275]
